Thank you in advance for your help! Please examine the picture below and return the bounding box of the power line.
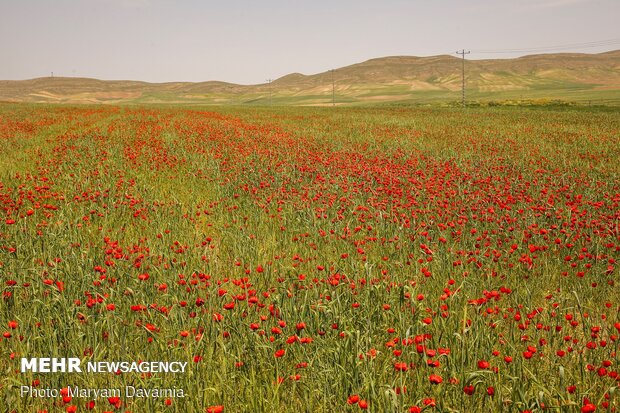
[471,37,620,54]
[330,69,335,106]
[266,78,272,106]
[456,49,470,107]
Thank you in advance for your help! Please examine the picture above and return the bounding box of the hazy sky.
[2,0,619,84]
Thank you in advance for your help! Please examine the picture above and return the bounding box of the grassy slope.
[1,50,620,105]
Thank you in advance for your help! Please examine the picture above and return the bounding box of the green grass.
[0,104,618,412]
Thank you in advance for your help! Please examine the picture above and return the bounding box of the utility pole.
[331,69,335,106]
[456,49,470,107]
[266,79,272,106]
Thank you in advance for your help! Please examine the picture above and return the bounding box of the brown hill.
[2,50,619,105]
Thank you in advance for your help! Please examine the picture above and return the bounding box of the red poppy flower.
[429,374,443,384]
[581,404,596,413]
[477,360,490,369]
[347,395,360,405]
[394,362,408,372]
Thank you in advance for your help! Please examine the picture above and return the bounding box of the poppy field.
[0,104,619,413]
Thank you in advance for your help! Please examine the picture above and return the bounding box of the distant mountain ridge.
[2,50,619,105]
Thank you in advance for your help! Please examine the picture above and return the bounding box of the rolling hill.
[2,50,620,106]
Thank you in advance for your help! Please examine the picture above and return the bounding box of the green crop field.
[0,103,618,412]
